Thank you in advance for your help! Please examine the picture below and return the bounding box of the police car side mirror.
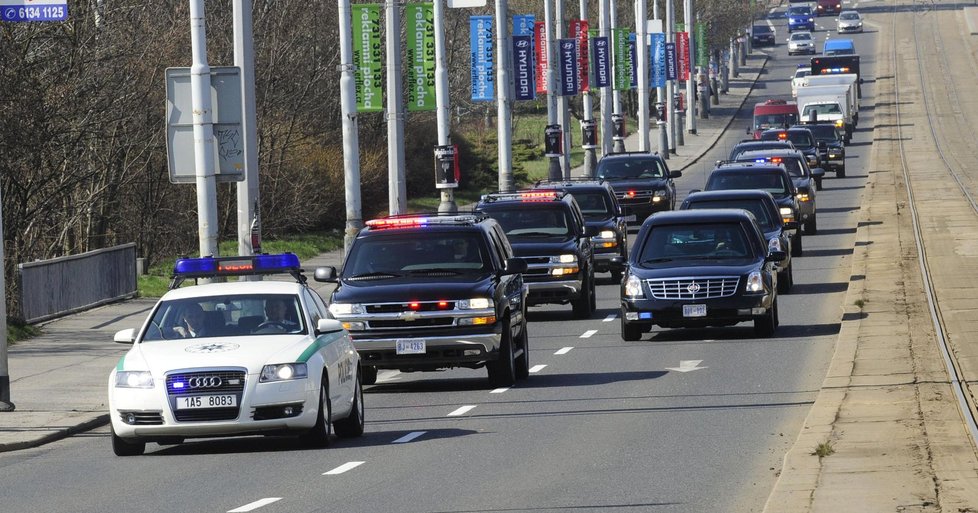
[746,125,751,135]
[669,170,683,179]
[502,257,528,276]
[811,167,825,178]
[114,328,136,344]
[767,250,787,263]
[784,220,799,230]
[609,256,627,272]
[314,266,338,283]
[316,318,345,334]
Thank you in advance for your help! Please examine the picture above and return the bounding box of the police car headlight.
[624,274,644,299]
[768,237,783,253]
[780,207,794,217]
[115,371,154,389]
[260,363,308,382]
[550,254,577,264]
[651,190,666,203]
[598,230,616,239]
[458,298,494,310]
[746,271,765,293]
[328,303,365,316]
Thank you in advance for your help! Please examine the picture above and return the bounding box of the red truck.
[748,99,800,139]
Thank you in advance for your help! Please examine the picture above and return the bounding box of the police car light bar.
[366,217,429,229]
[172,253,302,283]
[366,214,484,229]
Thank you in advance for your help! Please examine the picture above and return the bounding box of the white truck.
[804,73,859,126]
[795,84,854,143]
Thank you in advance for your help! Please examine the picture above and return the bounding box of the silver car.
[788,31,816,56]
[836,11,864,33]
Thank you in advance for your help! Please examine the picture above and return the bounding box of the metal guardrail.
[17,243,137,324]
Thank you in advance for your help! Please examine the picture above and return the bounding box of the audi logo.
[687,282,701,294]
[188,376,223,388]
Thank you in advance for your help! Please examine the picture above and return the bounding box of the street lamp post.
[338,0,364,252]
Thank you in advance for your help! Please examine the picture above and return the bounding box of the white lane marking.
[448,405,477,416]
[554,347,574,355]
[665,360,708,373]
[580,329,598,338]
[490,387,510,393]
[228,498,282,512]
[392,431,427,444]
[323,461,365,475]
[603,314,617,322]
[376,370,401,383]
[529,364,547,373]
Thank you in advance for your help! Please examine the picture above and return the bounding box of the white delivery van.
[796,84,853,143]
[804,73,859,126]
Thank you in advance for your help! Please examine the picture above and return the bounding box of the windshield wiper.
[641,257,674,263]
[348,271,401,279]
[511,231,559,237]
[407,268,462,275]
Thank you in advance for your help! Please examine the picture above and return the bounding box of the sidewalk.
[0,56,770,451]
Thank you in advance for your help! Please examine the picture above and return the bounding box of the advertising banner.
[628,34,637,89]
[406,3,435,112]
[352,4,382,113]
[569,19,589,92]
[534,21,548,94]
[650,32,665,88]
[513,14,534,36]
[613,28,630,91]
[470,15,494,102]
[676,31,690,80]
[696,22,708,67]
[513,35,535,100]
[557,38,579,96]
[665,42,676,81]
[591,36,611,88]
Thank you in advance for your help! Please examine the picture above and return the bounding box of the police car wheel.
[111,425,145,457]
[837,166,846,178]
[572,272,593,319]
[334,371,365,438]
[804,215,818,235]
[778,264,793,294]
[362,365,378,386]
[815,178,823,191]
[792,233,803,257]
[515,321,530,380]
[488,318,516,387]
[754,299,778,338]
[621,317,644,342]
[302,378,332,447]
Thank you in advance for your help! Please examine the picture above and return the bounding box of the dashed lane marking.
[447,405,477,416]
[529,364,547,373]
[323,461,365,475]
[580,330,597,338]
[490,387,510,393]
[392,431,427,444]
[228,498,283,512]
[555,347,573,355]
[603,314,617,322]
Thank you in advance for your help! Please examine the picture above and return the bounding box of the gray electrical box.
[165,66,245,184]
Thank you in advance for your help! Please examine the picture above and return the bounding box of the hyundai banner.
[557,38,579,96]
[591,36,611,88]
[665,42,677,81]
[628,34,637,89]
[650,33,665,88]
[352,4,382,113]
[470,15,494,102]
[513,35,535,100]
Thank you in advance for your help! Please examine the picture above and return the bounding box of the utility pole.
[599,0,613,156]
[685,0,697,133]
[233,0,261,260]
[653,0,667,159]
[434,0,457,213]
[635,0,650,152]
[581,0,597,177]
[666,0,677,152]
[387,0,407,213]
[611,0,625,152]
[545,0,561,180]
[0,185,11,412]
[338,0,363,252]
[496,0,515,192]
[189,0,220,260]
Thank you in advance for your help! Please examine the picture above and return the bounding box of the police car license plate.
[683,304,707,317]
[176,395,237,409]
[396,339,426,355]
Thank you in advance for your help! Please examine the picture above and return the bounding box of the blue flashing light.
[639,312,653,320]
[173,253,301,279]
[173,382,185,389]
[255,253,301,271]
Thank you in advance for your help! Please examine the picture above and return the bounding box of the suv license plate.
[683,304,707,318]
[396,339,426,355]
[176,395,237,409]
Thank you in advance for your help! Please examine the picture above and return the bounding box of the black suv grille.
[367,301,457,314]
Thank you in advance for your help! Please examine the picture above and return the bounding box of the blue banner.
[513,35,535,100]
[513,14,534,36]
[650,33,666,88]
[591,36,611,88]
[628,34,637,89]
[558,38,579,96]
[470,16,494,102]
[665,42,677,81]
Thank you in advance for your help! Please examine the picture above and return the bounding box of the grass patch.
[854,299,867,309]
[137,232,344,298]
[812,441,835,459]
[6,320,41,345]
[407,189,486,212]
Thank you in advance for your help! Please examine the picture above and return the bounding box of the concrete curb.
[0,414,110,453]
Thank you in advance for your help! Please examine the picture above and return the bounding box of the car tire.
[837,166,846,178]
[792,232,803,256]
[361,365,378,386]
[515,320,530,380]
[111,425,146,457]
[488,318,516,387]
[572,271,593,319]
[754,298,778,337]
[815,178,823,191]
[778,263,793,294]
[621,316,644,341]
[333,370,365,438]
[588,269,597,313]
[302,378,332,448]
[805,215,818,235]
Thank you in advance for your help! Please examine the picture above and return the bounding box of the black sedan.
[595,152,682,223]
[614,209,785,340]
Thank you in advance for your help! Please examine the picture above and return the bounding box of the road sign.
[0,0,68,22]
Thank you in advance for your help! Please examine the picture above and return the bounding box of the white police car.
[108,253,363,456]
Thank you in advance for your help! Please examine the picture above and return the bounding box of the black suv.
[477,190,597,318]
[727,139,796,161]
[615,209,785,339]
[324,213,529,387]
[533,179,629,280]
[681,190,796,293]
[595,152,682,222]
[794,122,846,177]
[704,162,804,256]
[732,149,821,233]
[759,128,820,170]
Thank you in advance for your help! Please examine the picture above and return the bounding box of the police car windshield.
[570,192,613,218]
[344,233,490,278]
[686,200,776,231]
[640,223,754,264]
[596,158,666,179]
[485,206,572,238]
[707,172,790,196]
[142,294,306,341]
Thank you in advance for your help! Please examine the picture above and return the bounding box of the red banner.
[569,19,589,92]
[676,31,690,81]
[534,21,548,94]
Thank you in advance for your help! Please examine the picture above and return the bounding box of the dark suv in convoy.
[681,190,796,293]
[760,127,821,170]
[324,213,529,387]
[477,190,597,318]
[727,139,796,162]
[795,122,846,177]
[732,149,822,233]
[533,179,630,281]
[595,152,682,223]
[614,209,785,340]
[704,162,804,256]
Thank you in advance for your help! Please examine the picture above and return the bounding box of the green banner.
[675,22,684,33]
[613,28,631,91]
[406,3,435,112]
[696,22,708,67]
[352,4,383,113]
